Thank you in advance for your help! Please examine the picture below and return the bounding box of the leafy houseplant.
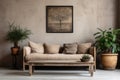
[94,28,120,69]
[6,23,31,55]
[81,54,90,62]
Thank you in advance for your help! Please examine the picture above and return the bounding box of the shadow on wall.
[115,0,120,27]
[0,0,11,68]
[0,48,23,68]
[117,52,120,68]
[0,54,12,67]
[116,0,120,69]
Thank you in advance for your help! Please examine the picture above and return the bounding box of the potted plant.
[81,54,91,62]
[6,23,31,55]
[94,28,120,70]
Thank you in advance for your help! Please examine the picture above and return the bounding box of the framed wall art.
[46,6,73,33]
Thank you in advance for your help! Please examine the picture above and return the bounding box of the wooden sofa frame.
[23,46,96,75]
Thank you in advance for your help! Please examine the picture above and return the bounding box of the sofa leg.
[93,61,96,72]
[94,65,96,72]
[32,66,34,73]
[23,62,25,71]
[29,64,33,76]
[89,64,94,77]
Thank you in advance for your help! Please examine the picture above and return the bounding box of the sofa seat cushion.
[25,53,93,62]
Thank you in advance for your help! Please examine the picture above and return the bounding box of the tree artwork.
[46,6,73,33]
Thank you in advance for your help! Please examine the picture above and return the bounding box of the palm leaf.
[6,23,32,45]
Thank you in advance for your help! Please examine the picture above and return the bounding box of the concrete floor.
[0,69,119,80]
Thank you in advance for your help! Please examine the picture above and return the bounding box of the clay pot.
[101,53,118,70]
[11,47,20,55]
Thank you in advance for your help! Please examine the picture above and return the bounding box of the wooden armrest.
[89,47,96,62]
[23,46,31,57]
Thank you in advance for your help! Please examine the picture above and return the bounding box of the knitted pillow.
[63,43,78,54]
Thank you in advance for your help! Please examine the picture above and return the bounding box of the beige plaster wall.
[0,0,117,67]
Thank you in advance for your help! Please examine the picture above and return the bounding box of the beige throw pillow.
[44,43,60,54]
[29,41,44,53]
[77,43,92,54]
[63,43,78,54]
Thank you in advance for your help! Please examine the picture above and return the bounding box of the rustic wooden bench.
[28,60,94,76]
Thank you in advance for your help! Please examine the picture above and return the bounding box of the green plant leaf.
[6,23,32,47]
[94,28,120,53]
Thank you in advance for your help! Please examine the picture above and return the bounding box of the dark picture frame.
[46,6,73,33]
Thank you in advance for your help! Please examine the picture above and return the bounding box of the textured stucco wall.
[0,0,117,67]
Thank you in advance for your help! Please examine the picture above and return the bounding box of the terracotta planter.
[11,47,20,55]
[101,53,118,70]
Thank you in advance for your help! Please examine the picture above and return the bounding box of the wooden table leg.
[29,64,33,76]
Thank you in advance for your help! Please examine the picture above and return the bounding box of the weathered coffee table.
[28,60,94,76]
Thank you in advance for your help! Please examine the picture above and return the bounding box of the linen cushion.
[44,43,60,54]
[29,41,44,53]
[25,53,93,62]
[77,43,92,54]
[63,43,77,54]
